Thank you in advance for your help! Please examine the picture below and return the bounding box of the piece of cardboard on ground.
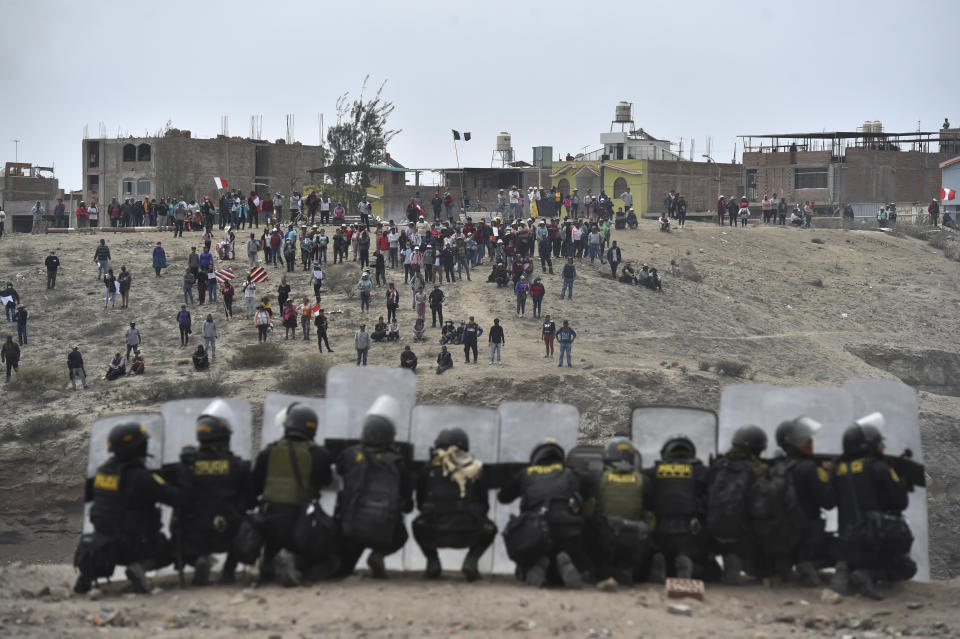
[324,365,417,442]
[160,399,253,463]
[631,406,718,467]
[491,402,580,574]
[403,405,500,574]
[717,381,929,581]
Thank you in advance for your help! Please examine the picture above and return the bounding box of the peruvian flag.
[253,195,261,210]
[311,303,323,317]
[214,176,229,190]
[942,187,957,201]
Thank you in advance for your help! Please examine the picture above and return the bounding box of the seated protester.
[647,268,662,291]
[413,318,427,342]
[626,208,638,229]
[943,211,956,229]
[371,317,388,342]
[658,214,671,232]
[619,263,636,284]
[494,263,509,288]
[498,439,585,589]
[130,352,146,375]
[387,320,400,342]
[334,397,413,578]
[192,345,210,370]
[168,401,255,586]
[400,345,418,371]
[436,345,453,374]
[790,210,803,226]
[636,265,650,287]
[614,209,627,230]
[105,353,126,380]
[413,428,497,580]
[440,320,457,344]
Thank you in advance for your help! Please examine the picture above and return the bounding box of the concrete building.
[82,129,326,206]
[1,162,65,232]
[740,125,957,211]
[940,156,960,218]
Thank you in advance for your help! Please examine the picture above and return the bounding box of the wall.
[644,159,741,214]
[943,163,960,214]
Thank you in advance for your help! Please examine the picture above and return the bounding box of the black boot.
[192,554,213,586]
[722,554,743,585]
[675,554,694,580]
[830,560,850,596]
[367,552,387,579]
[424,554,442,579]
[462,553,481,582]
[556,552,582,589]
[524,557,549,588]
[648,553,666,584]
[125,563,150,593]
[852,569,883,600]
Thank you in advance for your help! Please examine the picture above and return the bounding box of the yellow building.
[550,159,648,216]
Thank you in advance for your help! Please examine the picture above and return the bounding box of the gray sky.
[2,0,957,191]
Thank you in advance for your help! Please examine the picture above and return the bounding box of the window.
[122,144,136,162]
[612,177,628,199]
[122,178,134,196]
[794,167,828,189]
[137,179,151,195]
[137,143,151,162]
[87,141,99,168]
[556,178,570,198]
[391,172,402,185]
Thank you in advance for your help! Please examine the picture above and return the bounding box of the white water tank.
[872,120,883,133]
[496,132,512,151]
[615,101,633,122]
[862,120,874,134]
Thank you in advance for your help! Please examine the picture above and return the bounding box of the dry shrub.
[698,360,711,372]
[277,356,329,396]
[5,242,35,266]
[125,372,226,403]
[324,268,358,299]
[928,232,953,251]
[8,365,60,393]
[85,319,125,338]
[229,342,285,368]
[2,413,82,443]
[807,278,824,288]
[714,359,750,378]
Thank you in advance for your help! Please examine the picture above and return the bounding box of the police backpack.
[339,450,403,548]
[706,458,757,539]
[749,458,803,546]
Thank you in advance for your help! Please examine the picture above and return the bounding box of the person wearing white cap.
[333,395,413,579]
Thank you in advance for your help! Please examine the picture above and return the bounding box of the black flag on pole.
[452,130,460,140]
[464,132,471,141]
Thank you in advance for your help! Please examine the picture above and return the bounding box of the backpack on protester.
[339,449,403,548]
[706,457,757,540]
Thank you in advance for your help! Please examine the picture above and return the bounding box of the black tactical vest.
[90,458,161,536]
[420,462,483,517]
[651,460,699,518]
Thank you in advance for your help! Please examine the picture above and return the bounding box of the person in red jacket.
[529,277,546,318]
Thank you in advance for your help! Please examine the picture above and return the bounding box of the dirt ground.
[2,562,960,639]
[1,218,960,618]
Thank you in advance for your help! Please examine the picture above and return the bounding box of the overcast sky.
[2,0,957,191]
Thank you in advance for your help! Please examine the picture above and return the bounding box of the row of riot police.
[74,403,917,601]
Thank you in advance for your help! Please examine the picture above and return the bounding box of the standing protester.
[118,266,132,309]
[125,321,141,359]
[357,272,373,313]
[246,233,259,268]
[529,277,545,318]
[2,335,19,381]
[315,308,333,353]
[463,316,479,364]
[152,241,166,277]
[94,239,111,280]
[0,202,6,239]
[202,314,218,358]
[68,344,87,390]
[31,201,45,234]
[254,305,271,342]
[311,261,325,301]
[13,306,28,345]
[2,282,19,321]
[560,259,576,300]
[188,247,200,277]
[243,279,256,318]
[606,241,622,279]
[386,283,399,323]
[104,269,117,309]
[298,297,312,340]
[177,306,191,348]
[488,318,504,365]
[514,276,529,318]
[355,324,371,366]
[556,320,576,367]
[428,285,445,327]
[182,268,196,305]
[222,280,235,320]
[45,250,60,289]
[541,314,556,359]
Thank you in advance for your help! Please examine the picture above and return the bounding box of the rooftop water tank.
[496,132,512,151]
[872,120,883,133]
[615,102,633,122]
[862,120,874,134]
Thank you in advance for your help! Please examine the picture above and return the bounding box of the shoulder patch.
[890,468,901,483]
[816,467,830,483]
[152,472,166,485]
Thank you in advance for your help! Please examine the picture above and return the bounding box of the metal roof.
[739,131,941,139]
[939,156,960,169]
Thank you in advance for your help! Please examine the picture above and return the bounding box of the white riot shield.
[160,399,253,463]
[491,402,580,574]
[631,406,718,467]
[324,365,416,441]
[403,405,499,573]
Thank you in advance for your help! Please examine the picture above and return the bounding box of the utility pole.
[12,139,20,163]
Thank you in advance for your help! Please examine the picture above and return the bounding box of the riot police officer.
[706,425,768,584]
[253,402,334,586]
[171,400,255,585]
[498,438,585,589]
[831,413,916,599]
[754,417,836,586]
[646,436,710,582]
[585,437,653,585]
[412,427,497,581]
[74,423,180,594]
[335,395,413,578]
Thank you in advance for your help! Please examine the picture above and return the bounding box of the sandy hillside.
[1,218,959,578]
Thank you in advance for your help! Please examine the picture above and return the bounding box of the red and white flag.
[942,187,957,201]
[214,177,229,190]
[311,303,323,317]
[253,195,261,210]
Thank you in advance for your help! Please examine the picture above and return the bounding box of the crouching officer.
[74,423,180,594]
[707,425,768,584]
[498,438,585,589]
[412,427,496,581]
[253,402,335,586]
[831,413,916,599]
[646,436,710,582]
[584,437,653,585]
[753,417,836,586]
[170,400,255,585]
[335,396,413,578]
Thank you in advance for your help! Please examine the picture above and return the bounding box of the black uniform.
[334,443,413,575]
[646,457,711,576]
[583,467,653,584]
[171,443,255,569]
[706,450,767,579]
[833,455,916,583]
[412,454,496,566]
[428,288,445,327]
[45,254,60,289]
[253,437,334,572]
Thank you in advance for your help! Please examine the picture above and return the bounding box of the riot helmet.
[196,398,234,443]
[660,436,696,460]
[731,425,768,457]
[529,438,565,465]
[841,412,885,457]
[108,422,149,460]
[282,403,319,441]
[603,437,639,471]
[361,395,399,446]
[775,416,822,454]
[434,427,469,451]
